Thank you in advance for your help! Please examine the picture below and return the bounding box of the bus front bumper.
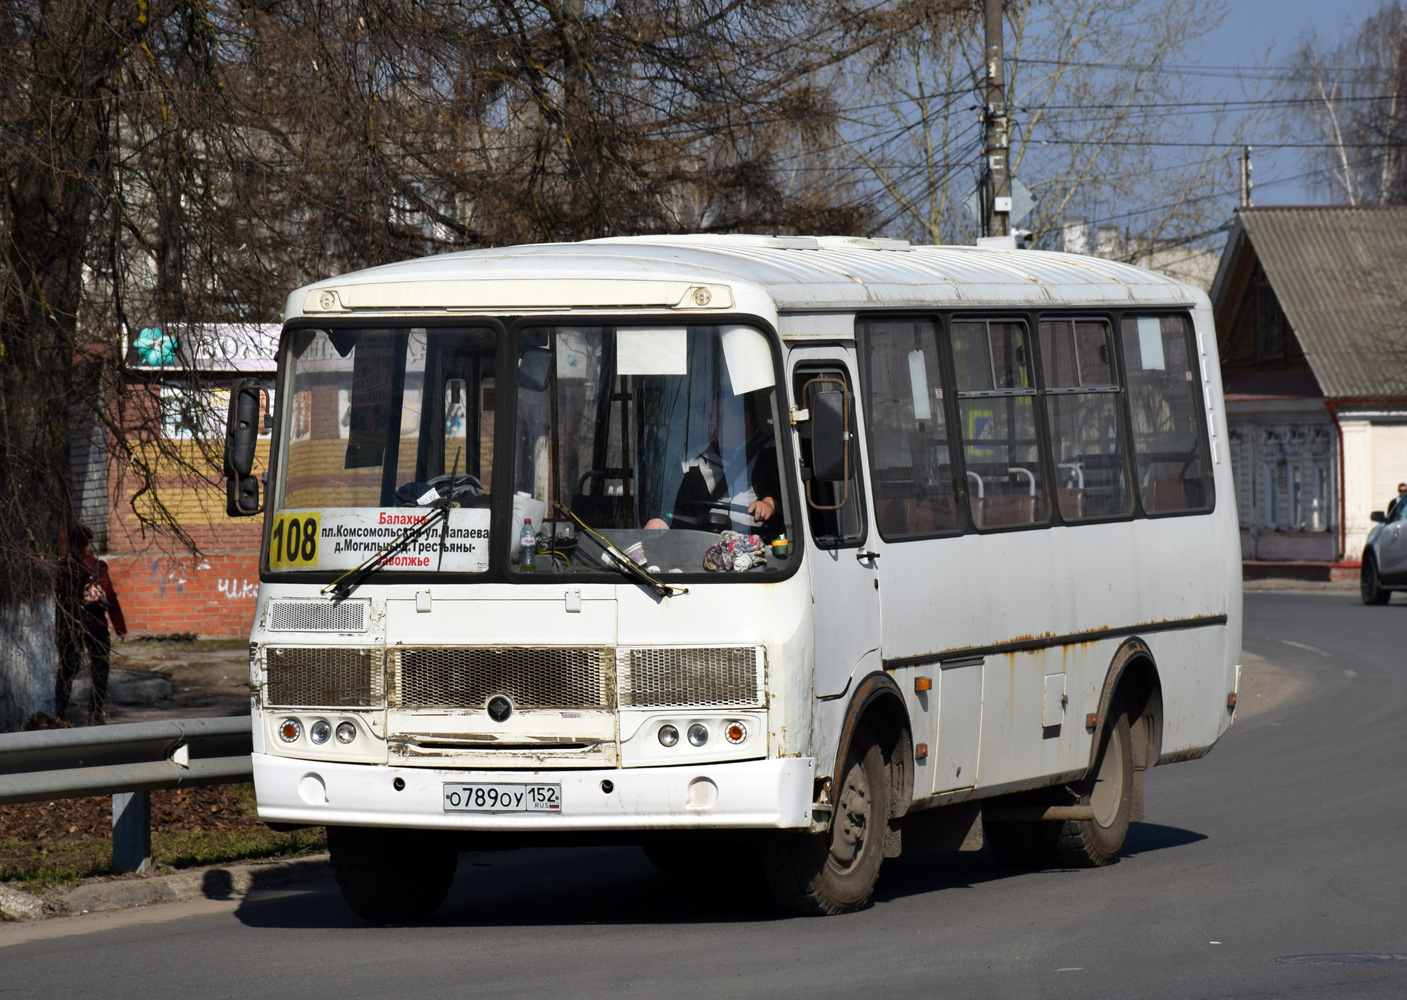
[253,752,816,831]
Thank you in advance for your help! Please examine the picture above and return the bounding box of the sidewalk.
[0,854,331,922]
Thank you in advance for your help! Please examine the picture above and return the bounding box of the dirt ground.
[57,637,251,726]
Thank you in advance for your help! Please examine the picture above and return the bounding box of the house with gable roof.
[1211,206,1407,577]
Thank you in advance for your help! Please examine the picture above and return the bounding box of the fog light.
[335,721,357,744]
[278,718,301,743]
[309,719,331,745]
[724,721,746,744]
[687,723,708,747]
[658,724,679,747]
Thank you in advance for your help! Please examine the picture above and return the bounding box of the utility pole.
[983,0,1011,239]
[1240,145,1254,208]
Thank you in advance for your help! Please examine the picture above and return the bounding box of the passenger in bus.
[644,393,783,538]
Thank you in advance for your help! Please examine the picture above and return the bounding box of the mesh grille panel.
[266,647,381,707]
[269,601,366,632]
[396,647,614,710]
[621,647,762,707]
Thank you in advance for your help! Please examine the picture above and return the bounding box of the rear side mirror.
[225,378,264,516]
[800,377,851,512]
[811,390,848,481]
[1371,510,1386,523]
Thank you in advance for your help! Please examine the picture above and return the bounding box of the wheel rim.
[829,762,872,870]
[1090,724,1126,829]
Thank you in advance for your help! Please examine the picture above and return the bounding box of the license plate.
[443,783,561,813]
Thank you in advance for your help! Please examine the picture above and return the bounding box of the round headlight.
[335,721,357,744]
[278,718,301,743]
[724,721,747,744]
[309,719,332,745]
[658,724,679,747]
[687,723,708,747]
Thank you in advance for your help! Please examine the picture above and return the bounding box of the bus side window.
[1119,315,1213,513]
[1038,318,1133,521]
[951,319,1048,528]
[793,367,865,547]
[858,317,958,538]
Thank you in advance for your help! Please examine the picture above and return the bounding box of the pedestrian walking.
[55,524,127,725]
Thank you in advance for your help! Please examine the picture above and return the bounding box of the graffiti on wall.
[217,578,259,600]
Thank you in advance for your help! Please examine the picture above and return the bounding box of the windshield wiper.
[322,502,450,599]
[552,503,688,598]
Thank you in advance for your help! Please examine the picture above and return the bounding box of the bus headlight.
[658,724,679,747]
[309,719,332,745]
[335,721,357,745]
[687,723,708,747]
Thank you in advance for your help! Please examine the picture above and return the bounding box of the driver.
[645,393,782,537]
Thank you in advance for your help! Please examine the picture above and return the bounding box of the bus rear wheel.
[759,725,888,915]
[328,826,459,922]
[1362,554,1392,605]
[1044,708,1133,867]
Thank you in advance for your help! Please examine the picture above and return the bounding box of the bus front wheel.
[328,826,459,922]
[759,724,888,916]
[1045,708,1133,867]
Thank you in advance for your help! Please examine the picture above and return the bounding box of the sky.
[1190,0,1392,204]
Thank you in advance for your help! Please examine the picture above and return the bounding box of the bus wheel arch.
[1091,639,1164,823]
[760,672,912,915]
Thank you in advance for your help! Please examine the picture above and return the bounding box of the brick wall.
[105,550,260,638]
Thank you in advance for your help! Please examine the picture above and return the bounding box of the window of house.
[1037,319,1132,521]
[951,319,1047,528]
[1120,315,1213,514]
[858,317,958,539]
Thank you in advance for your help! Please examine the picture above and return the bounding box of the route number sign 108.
[269,513,321,568]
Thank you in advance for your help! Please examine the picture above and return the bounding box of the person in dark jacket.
[55,525,127,725]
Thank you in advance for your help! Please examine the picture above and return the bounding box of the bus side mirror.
[811,389,849,481]
[1371,510,1386,523]
[225,378,263,516]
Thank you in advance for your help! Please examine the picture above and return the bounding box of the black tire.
[982,816,1053,870]
[1361,553,1391,605]
[328,826,459,923]
[759,724,888,916]
[1044,708,1133,867]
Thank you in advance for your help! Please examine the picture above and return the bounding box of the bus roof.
[287,234,1205,325]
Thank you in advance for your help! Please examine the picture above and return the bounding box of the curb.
[1,853,331,921]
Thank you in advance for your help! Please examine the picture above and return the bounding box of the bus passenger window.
[1038,319,1133,521]
[952,320,1047,528]
[1119,315,1212,513]
[858,318,957,538]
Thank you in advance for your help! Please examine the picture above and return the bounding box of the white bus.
[224,235,1242,920]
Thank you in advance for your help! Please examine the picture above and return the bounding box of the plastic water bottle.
[518,518,536,572]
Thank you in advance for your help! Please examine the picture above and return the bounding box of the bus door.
[788,349,881,699]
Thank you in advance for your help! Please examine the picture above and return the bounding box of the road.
[4,591,1406,999]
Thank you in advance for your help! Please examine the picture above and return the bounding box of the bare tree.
[839,0,1260,258]
[1290,1,1407,204]
[0,0,960,728]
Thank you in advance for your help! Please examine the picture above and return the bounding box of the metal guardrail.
[0,716,253,874]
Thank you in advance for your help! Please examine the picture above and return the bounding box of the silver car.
[1362,502,1407,604]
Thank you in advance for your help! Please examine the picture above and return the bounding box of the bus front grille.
[266,647,382,707]
[393,647,615,710]
[619,647,764,708]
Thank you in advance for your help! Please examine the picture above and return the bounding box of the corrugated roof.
[1216,206,1407,399]
[289,235,1204,322]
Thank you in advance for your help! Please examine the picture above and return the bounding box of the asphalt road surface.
[4,591,1406,999]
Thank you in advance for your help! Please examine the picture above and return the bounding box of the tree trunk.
[0,596,55,730]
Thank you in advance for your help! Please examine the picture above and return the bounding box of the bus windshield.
[270,323,793,579]
[513,323,792,577]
